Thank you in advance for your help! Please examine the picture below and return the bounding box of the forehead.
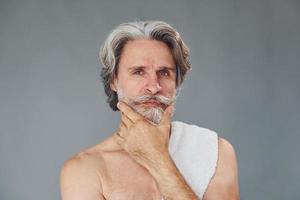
[119,39,175,69]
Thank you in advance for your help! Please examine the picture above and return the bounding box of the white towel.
[168,121,219,199]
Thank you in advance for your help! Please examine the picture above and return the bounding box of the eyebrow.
[160,66,176,72]
[128,66,176,72]
[128,66,145,72]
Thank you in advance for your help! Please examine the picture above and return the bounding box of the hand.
[114,102,199,199]
[114,101,174,168]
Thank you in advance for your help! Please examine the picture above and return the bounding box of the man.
[60,21,240,200]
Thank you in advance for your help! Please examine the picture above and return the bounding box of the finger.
[116,131,124,138]
[117,101,142,123]
[160,104,174,125]
[119,121,127,137]
[113,132,124,146]
[121,112,133,128]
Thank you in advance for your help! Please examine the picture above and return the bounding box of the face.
[110,39,178,124]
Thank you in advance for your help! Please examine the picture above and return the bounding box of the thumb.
[160,104,174,125]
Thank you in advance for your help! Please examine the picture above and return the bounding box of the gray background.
[1,0,299,199]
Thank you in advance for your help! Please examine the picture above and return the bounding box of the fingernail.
[117,102,120,108]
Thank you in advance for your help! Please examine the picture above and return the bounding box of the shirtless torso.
[61,134,164,200]
[60,132,240,200]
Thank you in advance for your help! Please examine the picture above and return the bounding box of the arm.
[115,102,198,199]
[145,151,199,200]
[203,138,240,200]
[60,154,106,200]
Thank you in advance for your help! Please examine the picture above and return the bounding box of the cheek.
[118,80,144,97]
[161,82,177,96]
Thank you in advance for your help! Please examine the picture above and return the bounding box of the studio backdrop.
[0,0,299,199]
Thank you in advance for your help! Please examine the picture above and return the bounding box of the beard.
[117,87,177,124]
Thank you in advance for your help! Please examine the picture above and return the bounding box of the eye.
[133,69,144,75]
[159,69,170,77]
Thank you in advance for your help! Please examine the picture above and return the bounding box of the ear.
[110,79,117,92]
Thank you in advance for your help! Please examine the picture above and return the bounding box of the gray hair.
[99,20,191,111]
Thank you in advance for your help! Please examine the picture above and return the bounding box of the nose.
[145,74,162,95]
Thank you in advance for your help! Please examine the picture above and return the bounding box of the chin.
[133,105,164,125]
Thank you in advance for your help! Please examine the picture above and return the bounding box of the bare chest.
[101,152,163,200]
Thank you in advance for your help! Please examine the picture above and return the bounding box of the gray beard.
[130,104,164,124]
[116,88,177,124]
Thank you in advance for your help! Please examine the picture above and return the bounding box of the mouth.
[139,100,165,108]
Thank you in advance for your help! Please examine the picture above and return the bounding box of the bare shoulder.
[60,137,116,200]
[61,147,105,180]
[203,137,240,200]
[218,137,238,166]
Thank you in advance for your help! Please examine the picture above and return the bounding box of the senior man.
[60,21,240,200]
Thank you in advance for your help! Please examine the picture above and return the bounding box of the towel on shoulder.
[169,121,219,199]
